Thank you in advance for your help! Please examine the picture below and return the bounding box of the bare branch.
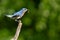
[11,20,22,40]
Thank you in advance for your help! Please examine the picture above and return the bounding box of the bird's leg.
[15,19,20,22]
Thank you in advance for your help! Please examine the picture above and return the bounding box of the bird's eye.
[23,8,27,10]
[24,8,26,10]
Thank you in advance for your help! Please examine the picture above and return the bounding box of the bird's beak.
[27,9,29,13]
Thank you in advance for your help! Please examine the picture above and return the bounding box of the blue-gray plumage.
[6,8,28,21]
[13,8,28,17]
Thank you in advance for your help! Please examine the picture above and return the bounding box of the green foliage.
[0,0,60,40]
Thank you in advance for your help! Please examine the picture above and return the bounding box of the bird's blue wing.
[13,9,24,16]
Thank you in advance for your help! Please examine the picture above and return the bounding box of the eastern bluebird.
[6,8,28,21]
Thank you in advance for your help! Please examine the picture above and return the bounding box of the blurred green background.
[0,0,60,40]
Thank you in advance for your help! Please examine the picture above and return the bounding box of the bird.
[6,8,28,21]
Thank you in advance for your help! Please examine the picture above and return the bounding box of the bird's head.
[22,8,29,13]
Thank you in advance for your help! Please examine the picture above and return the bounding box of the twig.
[11,20,22,40]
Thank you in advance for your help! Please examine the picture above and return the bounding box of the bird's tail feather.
[6,15,13,18]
